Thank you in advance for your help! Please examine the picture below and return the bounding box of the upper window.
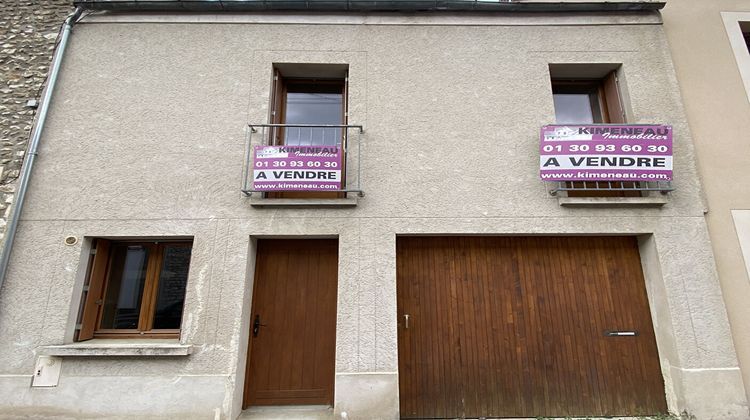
[280,79,344,145]
[267,65,348,199]
[549,67,640,197]
[552,81,604,124]
[76,239,192,341]
[270,65,348,147]
[551,71,624,124]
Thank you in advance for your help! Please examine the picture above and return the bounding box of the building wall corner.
[334,373,399,420]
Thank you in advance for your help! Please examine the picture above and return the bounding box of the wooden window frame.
[270,76,347,146]
[76,239,192,341]
[551,71,640,197]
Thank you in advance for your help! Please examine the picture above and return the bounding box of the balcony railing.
[548,180,674,195]
[242,123,365,197]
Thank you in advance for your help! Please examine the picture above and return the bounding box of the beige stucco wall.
[661,0,750,408]
[0,11,746,419]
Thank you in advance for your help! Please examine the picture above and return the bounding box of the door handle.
[404,314,410,329]
[604,330,638,337]
[253,314,267,337]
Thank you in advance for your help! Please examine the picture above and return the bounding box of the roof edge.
[72,1,667,13]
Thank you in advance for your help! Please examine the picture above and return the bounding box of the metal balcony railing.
[548,180,674,195]
[242,123,365,197]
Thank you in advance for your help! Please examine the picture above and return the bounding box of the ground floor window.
[76,239,192,341]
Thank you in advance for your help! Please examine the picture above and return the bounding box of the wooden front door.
[396,236,667,418]
[243,239,338,407]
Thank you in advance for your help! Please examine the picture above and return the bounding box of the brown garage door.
[396,236,667,418]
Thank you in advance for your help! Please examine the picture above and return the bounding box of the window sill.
[558,196,668,208]
[249,196,358,207]
[37,339,193,357]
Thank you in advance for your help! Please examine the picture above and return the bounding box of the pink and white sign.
[252,145,342,192]
[539,125,673,182]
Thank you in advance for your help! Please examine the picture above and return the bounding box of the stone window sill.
[558,196,668,208]
[37,339,193,357]
[249,196,358,207]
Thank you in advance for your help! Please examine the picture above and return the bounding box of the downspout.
[0,7,84,292]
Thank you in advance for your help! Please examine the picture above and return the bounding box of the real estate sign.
[252,145,342,192]
[539,125,673,182]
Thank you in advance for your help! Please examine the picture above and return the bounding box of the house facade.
[0,1,748,419]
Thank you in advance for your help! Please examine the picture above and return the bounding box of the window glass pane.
[553,93,595,124]
[100,245,149,329]
[284,92,343,146]
[152,245,192,329]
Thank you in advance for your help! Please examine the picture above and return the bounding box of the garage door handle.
[604,330,638,337]
[404,314,410,329]
[253,314,267,337]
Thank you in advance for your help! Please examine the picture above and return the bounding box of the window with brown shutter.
[551,70,641,197]
[266,66,348,199]
[76,239,192,341]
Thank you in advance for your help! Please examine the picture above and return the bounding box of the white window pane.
[553,93,594,124]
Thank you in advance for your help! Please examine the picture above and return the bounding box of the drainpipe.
[0,7,84,293]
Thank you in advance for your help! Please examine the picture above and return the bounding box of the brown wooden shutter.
[77,239,111,341]
[603,71,626,123]
[139,243,162,332]
[270,68,284,145]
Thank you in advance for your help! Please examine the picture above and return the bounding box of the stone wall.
[0,1,72,240]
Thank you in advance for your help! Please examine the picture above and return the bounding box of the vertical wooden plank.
[479,238,501,416]
[557,237,581,414]
[585,238,611,414]
[511,237,532,416]
[506,237,525,414]
[414,239,426,418]
[475,238,492,416]
[456,237,475,416]
[585,237,605,413]
[545,237,564,413]
[445,238,465,418]
[264,244,288,394]
[290,246,312,390]
[454,238,467,417]
[429,237,447,418]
